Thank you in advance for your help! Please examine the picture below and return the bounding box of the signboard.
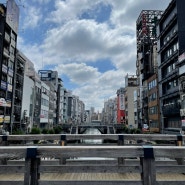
[182,119,185,127]
[7,84,12,92]
[119,94,125,110]
[2,64,8,73]
[6,0,19,33]
[0,98,11,107]
[4,116,10,123]
[0,115,4,124]
[1,81,7,90]
[180,109,185,117]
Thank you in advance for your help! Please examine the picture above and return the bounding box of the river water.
[81,128,102,144]
[79,128,115,161]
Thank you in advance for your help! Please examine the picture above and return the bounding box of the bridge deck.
[1,173,185,181]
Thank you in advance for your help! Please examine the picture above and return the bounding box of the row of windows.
[162,62,176,78]
[41,98,49,107]
[148,79,157,90]
[148,92,157,102]
[163,25,177,46]
[162,79,178,94]
[163,42,179,61]
[149,106,158,115]
[150,121,159,128]
[41,86,50,96]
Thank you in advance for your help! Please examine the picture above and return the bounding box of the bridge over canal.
[62,123,125,134]
[0,133,185,185]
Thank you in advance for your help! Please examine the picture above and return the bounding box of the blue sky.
[2,0,171,111]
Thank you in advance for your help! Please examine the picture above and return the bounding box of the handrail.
[0,133,183,142]
[0,146,185,185]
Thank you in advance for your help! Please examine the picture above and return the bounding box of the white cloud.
[17,0,171,111]
[56,63,100,85]
[22,5,42,29]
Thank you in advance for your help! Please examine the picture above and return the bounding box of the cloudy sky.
[11,0,171,111]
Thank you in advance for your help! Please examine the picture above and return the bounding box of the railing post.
[118,135,125,165]
[141,146,156,185]
[176,134,184,165]
[60,135,67,164]
[24,147,40,185]
[0,135,8,164]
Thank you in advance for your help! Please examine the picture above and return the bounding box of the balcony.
[3,48,10,58]
[162,102,181,116]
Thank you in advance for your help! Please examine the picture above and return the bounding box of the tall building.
[24,59,41,130]
[12,50,25,132]
[38,70,58,126]
[124,74,137,128]
[136,10,163,129]
[0,0,19,132]
[157,0,185,133]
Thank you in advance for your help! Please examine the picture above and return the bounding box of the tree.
[30,127,41,134]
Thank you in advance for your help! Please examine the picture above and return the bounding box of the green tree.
[42,128,49,134]
[54,126,62,134]
[30,127,41,134]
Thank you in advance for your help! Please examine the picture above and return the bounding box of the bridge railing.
[0,145,185,185]
[0,133,184,145]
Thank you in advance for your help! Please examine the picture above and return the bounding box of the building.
[40,81,50,129]
[136,10,163,129]
[116,87,125,124]
[12,50,25,132]
[23,58,41,131]
[157,0,185,133]
[178,52,185,130]
[38,70,58,126]
[147,74,160,132]
[0,0,19,132]
[124,74,137,128]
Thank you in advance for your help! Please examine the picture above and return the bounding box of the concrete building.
[136,10,163,129]
[40,81,50,129]
[124,74,137,129]
[157,0,185,133]
[102,98,117,125]
[38,70,58,126]
[22,56,41,132]
[12,50,25,132]
[0,0,20,132]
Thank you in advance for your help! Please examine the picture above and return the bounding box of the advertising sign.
[119,94,125,110]
[0,115,4,124]
[0,98,11,107]
[6,0,19,33]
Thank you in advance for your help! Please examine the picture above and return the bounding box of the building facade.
[157,0,185,133]
[124,75,137,128]
[136,10,163,130]
[0,1,19,133]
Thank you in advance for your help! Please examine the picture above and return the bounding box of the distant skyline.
[4,0,171,111]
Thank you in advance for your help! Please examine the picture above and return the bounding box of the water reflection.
[82,128,102,144]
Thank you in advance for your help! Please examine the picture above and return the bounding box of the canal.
[78,128,115,161]
[81,127,102,144]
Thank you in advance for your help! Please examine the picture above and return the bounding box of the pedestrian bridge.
[0,134,185,185]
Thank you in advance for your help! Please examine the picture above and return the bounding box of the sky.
[2,0,171,111]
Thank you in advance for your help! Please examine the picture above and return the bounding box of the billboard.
[6,0,19,33]
[119,94,125,110]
